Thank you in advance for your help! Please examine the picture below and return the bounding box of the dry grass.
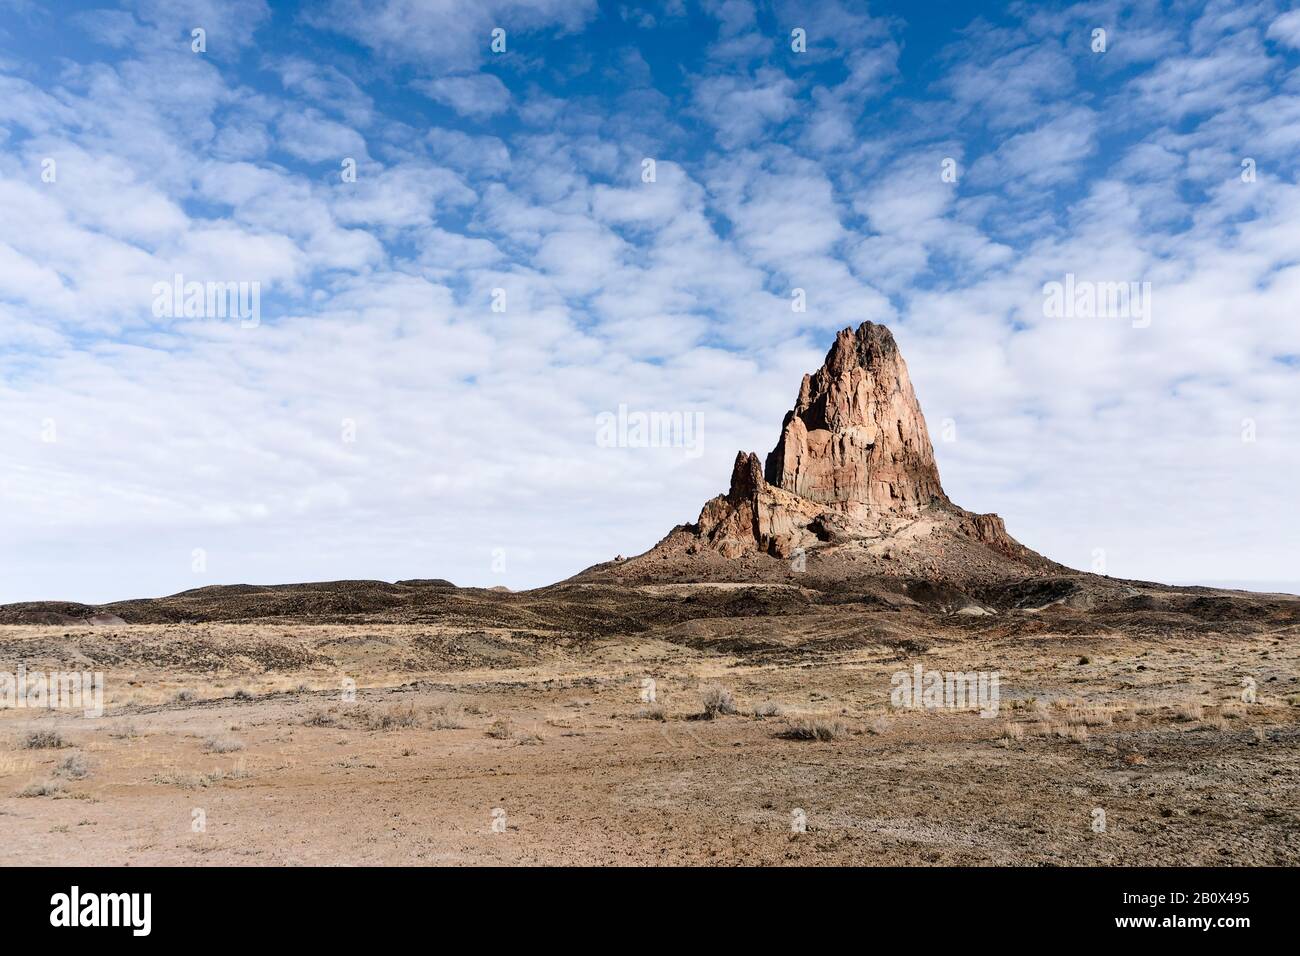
[1065,705,1114,727]
[21,730,65,750]
[1028,722,1088,743]
[55,753,90,779]
[1173,702,1204,722]
[428,710,466,730]
[17,779,64,798]
[203,735,245,754]
[354,703,423,731]
[699,684,737,719]
[780,717,849,741]
[751,701,783,718]
[427,698,466,730]
[335,701,467,732]
[0,615,1293,867]
[866,716,893,736]
[480,717,541,744]
[153,766,250,789]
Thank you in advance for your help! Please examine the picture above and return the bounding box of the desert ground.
[2,580,1297,866]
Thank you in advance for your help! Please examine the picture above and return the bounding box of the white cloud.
[131,0,270,52]
[332,164,476,229]
[0,0,1297,605]
[939,41,1077,131]
[415,73,512,119]
[1129,31,1275,121]
[277,109,370,164]
[969,108,1099,189]
[311,0,598,69]
[1267,10,1300,49]
[426,128,511,175]
[691,68,797,147]
[269,57,375,127]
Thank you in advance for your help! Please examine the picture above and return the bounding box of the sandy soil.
[2,616,1296,866]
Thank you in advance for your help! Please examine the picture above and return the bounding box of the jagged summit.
[580,321,1058,587]
[764,322,945,510]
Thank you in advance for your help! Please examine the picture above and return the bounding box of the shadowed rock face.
[765,323,946,511]
[696,451,823,559]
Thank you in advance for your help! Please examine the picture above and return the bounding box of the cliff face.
[764,323,946,512]
[696,451,823,559]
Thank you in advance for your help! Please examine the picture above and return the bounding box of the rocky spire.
[585,320,1051,581]
[763,322,946,512]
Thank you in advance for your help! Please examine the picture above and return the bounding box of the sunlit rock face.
[763,322,946,513]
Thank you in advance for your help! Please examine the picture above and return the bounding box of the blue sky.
[1,0,1298,602]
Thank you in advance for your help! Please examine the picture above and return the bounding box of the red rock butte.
[584,321,1059,587]
[765,322,944,511]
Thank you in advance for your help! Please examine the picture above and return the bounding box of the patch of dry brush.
[780,717,850,741]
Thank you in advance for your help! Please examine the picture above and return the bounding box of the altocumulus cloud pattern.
[0,0,1298,602]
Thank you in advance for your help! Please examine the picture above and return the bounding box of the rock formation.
[764,322,944,511]
[588,321,1055,586]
